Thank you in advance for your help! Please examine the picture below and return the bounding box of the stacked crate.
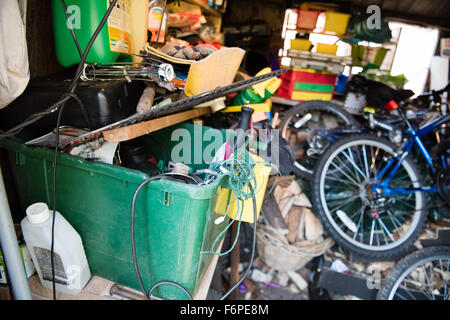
[277,69,338,101]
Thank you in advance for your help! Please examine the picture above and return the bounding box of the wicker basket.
[256,225,334,272]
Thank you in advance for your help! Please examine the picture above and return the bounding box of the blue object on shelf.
[335,73,349,93]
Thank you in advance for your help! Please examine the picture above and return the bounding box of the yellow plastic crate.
[292,68,336,75]
[291,91,333,101]
[324,12,351,35]
[290,39,312,51]
[316,43,338,55]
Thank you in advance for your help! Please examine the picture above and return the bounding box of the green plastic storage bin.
[52,0,132,67]
[0,123,235,299]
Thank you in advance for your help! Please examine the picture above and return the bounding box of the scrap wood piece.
[275,180,302,219]
[286,206,303,244]
[287,271,308,291]
[103,107,211,142]
[297,207,306,241]
[185,47,246,96]
[303,208,324,241]
[261,195,288,230]
[294,192,312,208]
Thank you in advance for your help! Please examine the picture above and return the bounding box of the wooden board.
[185,47,245,97]
[103,107,211,143]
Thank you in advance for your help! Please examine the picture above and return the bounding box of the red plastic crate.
[281,70,337,85]
[278,70,337,101]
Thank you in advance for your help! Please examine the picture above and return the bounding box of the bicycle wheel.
[311,135,426,260]
[280,100,359,180]
[377,246,450,300]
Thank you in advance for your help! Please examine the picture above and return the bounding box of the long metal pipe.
[0,168,32,300]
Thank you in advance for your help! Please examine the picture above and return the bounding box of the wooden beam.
[103,107,211,143]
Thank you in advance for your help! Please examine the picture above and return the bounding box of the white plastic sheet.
[0,0,29,109]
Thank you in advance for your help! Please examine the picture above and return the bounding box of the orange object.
[297,10,321,30]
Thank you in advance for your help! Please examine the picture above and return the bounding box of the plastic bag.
[0,0,29,109]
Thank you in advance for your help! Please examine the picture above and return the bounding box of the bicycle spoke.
[377,218,395,243]
[362,145,370,178]
[333,153,362,183]
[369,220,375,246]
[353,207,365,240]
[444,259,449,299]
[422,264,435,300]
[325,174,359,188]
[394,291,408,300]
[344,147,368,180]
[328,196,359,213]
[330,161,361,186]
[385,210,404,230]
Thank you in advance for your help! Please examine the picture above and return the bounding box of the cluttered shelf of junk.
[0,0,449,302]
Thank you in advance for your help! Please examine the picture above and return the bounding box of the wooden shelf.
[184,0,223,17]
[290,28,398,45]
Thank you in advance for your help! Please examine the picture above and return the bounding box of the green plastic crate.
[0,123,234,299]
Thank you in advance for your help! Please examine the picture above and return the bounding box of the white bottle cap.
[26,202,50,224]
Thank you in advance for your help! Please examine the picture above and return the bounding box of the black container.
[0,72,146,136]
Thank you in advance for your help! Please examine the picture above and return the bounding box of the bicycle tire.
[377,246,450,300]
[311,134,427,261]
[280,100,359,180]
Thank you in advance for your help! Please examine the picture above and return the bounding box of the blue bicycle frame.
[373,112,450,196]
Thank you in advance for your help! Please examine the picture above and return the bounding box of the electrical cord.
[63,93,92,130]
[50,102,66,300]
[49,0,119,300]
[60,0,83,59]
[0,0,117,140]
[148,281,192,300]
[130,175,193,300]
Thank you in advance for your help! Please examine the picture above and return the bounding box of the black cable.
[148,281,192,300]
[131,175,193,300]
[49,92,90,300]
[50,102,66,300]
[63,93,92,129]
[0,0,118,140]
[60,0,83,59]
[49,0,119,300]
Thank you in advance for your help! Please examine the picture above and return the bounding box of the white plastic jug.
[21,202,91,295]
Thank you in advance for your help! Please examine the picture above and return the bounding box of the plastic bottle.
[148,0,167,43]
[21,203,91,295]
[51,0,132,67]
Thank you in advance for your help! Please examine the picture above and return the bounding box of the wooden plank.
[103,107,211,142]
